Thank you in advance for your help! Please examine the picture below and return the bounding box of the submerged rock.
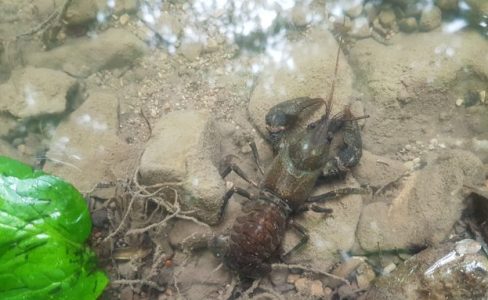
[365,239,488,299]
[65,0,99,26]
[436,0,459,11]
[349,31,488,154]
[64,0,138,26]
[352,150,407,188]
[398,17,418,33]
[419,5,442,31]
[0,67,78,118]
[26,28,147,78]
[44,90,127,192]
[378,8,396,28]
[357,150,484,251]
[139,110,225,225]
[284,174,363,271]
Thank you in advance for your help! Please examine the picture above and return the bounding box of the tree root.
[111,279,166,292]
[272,263,349,285]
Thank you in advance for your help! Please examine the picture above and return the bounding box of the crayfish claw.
[265,97,324,150]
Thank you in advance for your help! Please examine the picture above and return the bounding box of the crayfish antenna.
[325,32,344,122]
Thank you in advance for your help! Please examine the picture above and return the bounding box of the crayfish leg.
[282,220,309,259]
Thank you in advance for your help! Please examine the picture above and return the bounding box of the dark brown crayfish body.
[220,199,288,279]
[210,38,366,280]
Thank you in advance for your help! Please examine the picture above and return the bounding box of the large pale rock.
[139,110,225,225]
[248,27,353,136]
[0,67,78,118]
[44,90,126,192]
[349,31,488,154]
[26,28,147,77]
[284,175,363,271]
[352,150,407,188]
[357,150,484,251]
[365,239,488,300]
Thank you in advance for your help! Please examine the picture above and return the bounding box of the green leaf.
[0,156,108,300]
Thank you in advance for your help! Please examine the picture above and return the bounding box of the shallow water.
[1,0,487,299]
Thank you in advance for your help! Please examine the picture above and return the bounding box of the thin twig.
[140,107,152,141]
[175,214,211,228]
[103,192,138,242]
[17,0,72,39]
[127,209,179,235]
[16,10,59,38]
[43,156,82,171]
[111,279,166,292]
[272,263,349,285]
[173,272,182,298]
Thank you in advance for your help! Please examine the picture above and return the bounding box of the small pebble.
[119,13,130,25]
[356,263,376,289]
[310,280,324,297]
[350,17,371,38]
[294,278,308,293]
[323,287,333,297]
[436,0,459,11]
[291,5,309,27]
[346,3,363,18]
[382,262,397,275]
[456,98,464,106]
[404,2,423,17]
[399,17,418,32]
[439,112,450,121]
[17,144,26,154]
[364,3,378,24]
[287,274,300,284]
[404,160,414,170]
[480,90,486,104]
[179,42,203,61]
[333,257,364,278]
[205,39,219,53]
[379,8,396,28]
[419,5,442,31]
[455,239,481,255]
[240,145,251,154]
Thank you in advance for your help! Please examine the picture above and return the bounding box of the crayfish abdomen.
[224,199,288,279]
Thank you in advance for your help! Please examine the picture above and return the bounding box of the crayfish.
[209,37,366,281]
